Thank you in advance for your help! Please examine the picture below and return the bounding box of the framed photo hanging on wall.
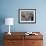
[18,9,36,24]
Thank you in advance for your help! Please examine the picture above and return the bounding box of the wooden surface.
[4,32,43,46]
[24,40,43,46]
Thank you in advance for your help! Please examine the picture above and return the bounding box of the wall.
[0,0,46,32]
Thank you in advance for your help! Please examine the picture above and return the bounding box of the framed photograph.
[18,9,36,24]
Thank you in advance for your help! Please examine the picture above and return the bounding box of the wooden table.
[4,32,43,46]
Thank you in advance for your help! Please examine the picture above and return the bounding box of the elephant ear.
[29,11,34,21]
[21,12,25,18]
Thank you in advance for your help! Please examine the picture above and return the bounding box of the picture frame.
[18,9,36,24]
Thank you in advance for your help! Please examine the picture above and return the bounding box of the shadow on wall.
[0,33,4,46]
[0,16,5,32]
[0,16,5,46]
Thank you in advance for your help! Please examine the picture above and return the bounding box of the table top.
[4,32,43,40]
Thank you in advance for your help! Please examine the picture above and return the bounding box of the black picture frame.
[18,9,36,24]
